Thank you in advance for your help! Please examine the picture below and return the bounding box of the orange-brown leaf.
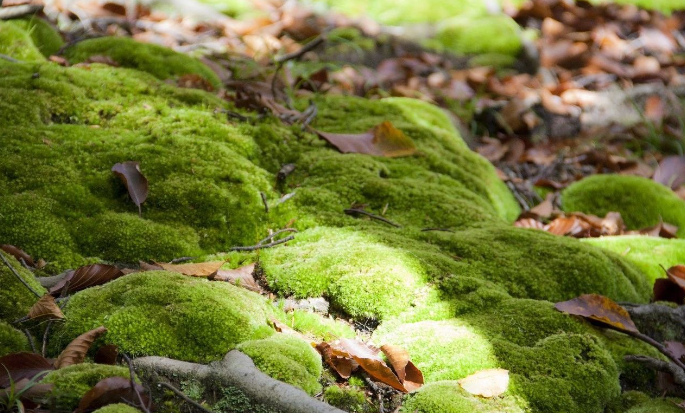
[28,294,65,321]
[338,338,406,392]
[210,263,262,292]
[514,217,545,230]
[315,342,354,379]
[380,344,424,392]
[55,326,107,369]
[157,261,225,277]
[50,264,124,296]
[667,265,685,291]
[458,368,509,398]
[554,294,638,333]
[315,121,417,158]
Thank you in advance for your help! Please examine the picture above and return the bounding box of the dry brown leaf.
[157,261,225,277]
[514,218,546,230]
[0,352,54,388]
[94,345,119,365]
[316,342,354,379]
[545,216,586,236]
[458,368,509,398]
[530,193,555,218]
[0,244,34,267]
[28,294,65,321]
[380,344,424,392]
[654,156,685,190]
[112,161,149,216]
[600,212,624,235]
[55,326,107,369]
[554,294,639,333]
[315,121,417,158]
[338,338,407,392]
[76,376,148,413]
[210,263,262,292]
[50,264,124,296]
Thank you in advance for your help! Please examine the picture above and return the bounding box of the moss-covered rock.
[0,319,28,356]
[0,251,46,322]
[41,363,131,410]
[582,236,685,285]
[64,37,221,89]
[562,175,685,236]
[6,16,64,57]
[0,21,46,61]
[401,381,525,413]
[237,335,322,395]
[53,272,278,362]
[93,404,143,413]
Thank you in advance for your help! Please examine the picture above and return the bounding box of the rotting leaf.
[666,265,685,291]
[94,345,119,366]
[315,342,354,379]
[530,193,555,218]
[76,376,148,413]
[50,264,124,296]
[380,344,424,392]
[338,338,406,392]
[55,326,107,369]
[156,261,225,277]
[0,352,54,388]
[0,245,34,267]
[458,368,509,398]
[554,294,639,333]
[314,121,417,158]
[653,278,685,304]
[28,294,65,321]
[209,263,262,292]
[111,161,149,216]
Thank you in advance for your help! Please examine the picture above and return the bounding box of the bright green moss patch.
[283,310,356,341]
[53,272,278,362]
[432,15,522,56]
[7,17,64,57]
[323,385,369,412]
[41,363,131,410]
[401,381,525,413]
[64,37,221,89]
[0,252,46,322]
[93,404,143,413]
[0,319,28,356]
[562,175,685,236]
[237,335,322,395]
[582,236,685,285]
[0,21,45,61]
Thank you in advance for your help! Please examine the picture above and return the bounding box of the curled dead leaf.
[380,344,424,392]
[458,368,509,398]
[0,245,34,267]
[554,294,638,333]
[653,156,685,190]
[210,263,262,292]
[28,294,65,321]
[315,121,417,158]
[337,338,406,392]
[50,264,124,296]
[316,342,354,379]
[0,352,54,388]
[112,161,149,216]
[55,326,107,369]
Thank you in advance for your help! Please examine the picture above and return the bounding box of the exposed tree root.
[624,302,685,343]
[133,350,345,413]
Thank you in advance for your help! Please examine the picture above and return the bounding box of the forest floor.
[3,0,685,412]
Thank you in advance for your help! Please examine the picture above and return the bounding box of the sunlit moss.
[401,381,525,413]
[0,21,45,61]
[6,16,64,57]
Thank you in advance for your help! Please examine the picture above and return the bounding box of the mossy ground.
[0,23,671,413]
[41,363,131,411]
[0,319,28,357]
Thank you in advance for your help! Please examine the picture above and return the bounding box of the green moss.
[401,381,525,413]
[53,272,278,362]
[0,21,46,61]
[7,17,64,57]
[624,398,684,413]
[562,175,685,237]
[0,251,46,322]
[582,236,685,285]
[433,15,522,56]
[237,334,322,395]
[0,319,28,356]
[323,385,370,412]
[283,310,356,341]
[93,404,143,413]
[212,386,279,413]
[64,37,221,89]
[41,363,131,410]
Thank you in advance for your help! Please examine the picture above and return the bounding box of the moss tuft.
[64,37,221,89]
[401,381,525,413]
[0,319,29,356]
[41,363,131,410]
[237,334,322,395]
[0,21,45,61]
[6,17,64,57]
[0,251,46,322]
[53,272,278,363]
[93,404,143,413]
[283,310,356,341]
[323,385,370,412]
[562,175,685,236]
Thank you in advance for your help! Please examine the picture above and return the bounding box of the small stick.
[19,257,32,271]
[344,209,401,228]
[260,191,269,213]
[170,256,195,264]
[1,252,41,298]
[42,321,53,357]
[277,163,296,182]
[421,228,455,233]
[158,381,215,413]
[362,373,385,413]
[602,323,685,371]
[230,236,294,252]
[0,53,19,63]
[23,329,37,353]
[274,36,326,64]
[122,354,151,413]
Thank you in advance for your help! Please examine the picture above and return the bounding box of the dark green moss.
[0,319,28,356]
[41,363,131,411]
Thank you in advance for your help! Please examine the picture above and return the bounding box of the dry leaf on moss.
[315,121,417,158]
[554,294,638,333]
[157,261,225,277]
[50,264,124,296]
[28,294,65,321]
[0,352,54,388]
[0,244,34,267]
[55,326,108,369]
[112,161,149,216]
[458,368,509,398]
[380,344,424,392]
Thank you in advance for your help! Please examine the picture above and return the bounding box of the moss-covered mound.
[0,252,46,322]
[582,236,685,284]
[562,175,685,236]
[6,16,64,57]
[64,37,221,89]
[41,363,131,410]
[93,404,143,413]
[0,319,28,357]
[237,335,322,395]
[0,20,46,61]
[53,272,278,362]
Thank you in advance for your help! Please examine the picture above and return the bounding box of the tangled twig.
[229,228,298,251]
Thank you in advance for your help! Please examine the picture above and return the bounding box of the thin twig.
[260,191,269,213]
[1,251,41,298]
[602,323,685,371]
[344,209,401,228]
[0,53,19,63]
[274,35,326,64]
[122,354,151,413]
[23,329,37,353]
[229,228,298,251]
[362,373,385,413]
[170,257,195,264]
[421,227,455,233]
[42,321,53,357]
[159,381,215,413]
